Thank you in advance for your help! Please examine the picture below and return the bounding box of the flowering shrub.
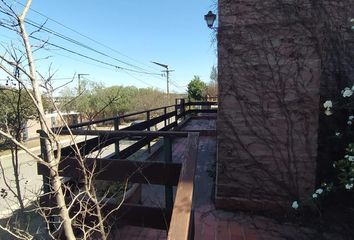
[292,85,354,210]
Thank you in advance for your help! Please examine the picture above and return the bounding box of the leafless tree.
[0,1,125,239]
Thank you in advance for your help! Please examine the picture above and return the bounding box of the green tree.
[0,85,38,215]
[187,76,207,100]
[0,86,37,141]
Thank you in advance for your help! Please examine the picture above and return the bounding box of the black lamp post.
[204,11,216,28]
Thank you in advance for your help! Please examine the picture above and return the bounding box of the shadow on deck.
[38,98,333,240]
[115,116,335,240]
[113,115,217,240]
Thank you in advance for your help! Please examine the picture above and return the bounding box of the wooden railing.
[38,98,217,240]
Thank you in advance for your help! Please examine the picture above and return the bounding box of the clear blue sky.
[0,0,217,94]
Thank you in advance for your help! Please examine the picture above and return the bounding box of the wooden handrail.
[168,133,199,240]
[38,100,216,238]
[58,129,190,137]
[51,104,177,131]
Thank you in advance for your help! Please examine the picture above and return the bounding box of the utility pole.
[152,61,174,101]
[77,73,89,95]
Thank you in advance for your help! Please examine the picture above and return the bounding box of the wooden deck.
[38,94,340,240]
[113,115,338,240]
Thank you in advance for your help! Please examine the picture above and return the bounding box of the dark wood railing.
[38,98,217,240]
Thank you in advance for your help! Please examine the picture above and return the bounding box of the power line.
[40,44,164,90]
[0,7,166,90]
[170,79,188,88]
[11,0,162,72]
[0,22,163,76]
[24,18,158,73]
[0,9,162,76]
[121,70,164,91]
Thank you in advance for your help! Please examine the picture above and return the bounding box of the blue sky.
[0,0,217,94]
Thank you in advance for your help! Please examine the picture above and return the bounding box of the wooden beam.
[58,129,188,138]
[38,158,182,186]
[123,111,176,131]
[52,104,177,131]
[58,135,117,157]
[168,133,199,240]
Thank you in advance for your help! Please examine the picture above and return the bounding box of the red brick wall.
[215,0,336,210]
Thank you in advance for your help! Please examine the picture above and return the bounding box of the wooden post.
[147,111,151,153]
[114,117,120,157]
[181,99,185,121]
[174,99,178,128]
[164,107,167,127]
[164,136,173,210]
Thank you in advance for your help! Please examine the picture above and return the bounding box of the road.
[0,137,135,218]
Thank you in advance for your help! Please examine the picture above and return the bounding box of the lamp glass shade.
[204,11,216,28]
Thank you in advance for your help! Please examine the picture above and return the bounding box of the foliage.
[292,86,354,210]
[0,87,37,141]
[60,80,178,120]
[187,76,207,100]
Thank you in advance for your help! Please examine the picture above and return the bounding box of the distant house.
[24,111,79,140]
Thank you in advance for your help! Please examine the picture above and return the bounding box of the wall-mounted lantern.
[204,11,216,29]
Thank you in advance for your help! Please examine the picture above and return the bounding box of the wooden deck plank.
[167,133,199,240]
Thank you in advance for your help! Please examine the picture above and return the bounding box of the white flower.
[345,183,353,190]
[291,201,299,209]
[349,116,354,120]
[325,109,333,116]
[323,100,333,109]
[333,163,336,168]
[335,132,340,136]
[352,85,354,91]
[348,121,352,125]
[342,88,353,98]
[350,178,354,182]
[312,193,318,198]
[349,156,354,162]
[315,188,323,194]
[345,155,349,158]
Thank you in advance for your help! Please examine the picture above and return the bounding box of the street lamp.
[204,11,216,29]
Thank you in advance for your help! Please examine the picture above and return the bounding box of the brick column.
[215,0,324,210]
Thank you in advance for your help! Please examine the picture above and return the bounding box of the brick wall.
[215,0,352,210]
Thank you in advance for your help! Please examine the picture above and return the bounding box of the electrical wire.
[121,69,165,91]
[0,5,167,90]
[0,8,161,75]
[24,18,159,73]
[0,22,163,76]
[11,0,162,72]
[43,46,164,89]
